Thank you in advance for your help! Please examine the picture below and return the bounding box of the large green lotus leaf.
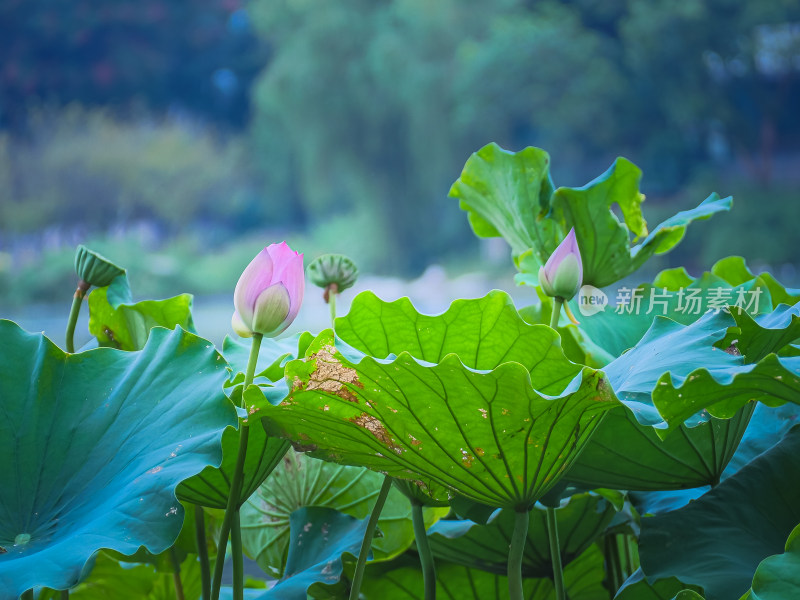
[359,544,608,600]
[448,142,559,266]
[652,353,800,435]
[427,492,616,577]
[566,311,754,489]
[741,523,800,600]
[548,159,730,288]
[588,307,800,438]
[638,426,800,600]
[88,285,195,350]
[602,312,741,418]
[335,290,582,390]
[265,329,618,509]
[0,321,236,596]
[615,569,702,600]
[573,300,800,486]
[629,402,800,516]
[566,403,754,491]
[240,450,448,577]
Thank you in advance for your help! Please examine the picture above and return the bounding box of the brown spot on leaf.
[104,326,121,349]
[291,441,318,453]
[724,343,741,356]
[350,413,402,453]
[301,346,363,403]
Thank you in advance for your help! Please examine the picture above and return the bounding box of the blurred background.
[1,0,800,343]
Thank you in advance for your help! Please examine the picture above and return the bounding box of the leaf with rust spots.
[268,330,620,508]
[350,413,403,454]
[298,346,363,403]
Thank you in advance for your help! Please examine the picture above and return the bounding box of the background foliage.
[2,0,800,304]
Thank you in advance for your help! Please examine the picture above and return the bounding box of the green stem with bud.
[327,283,339,330]
[549,298,564,330]
[65,281,90,353]
[546,299,567,600]
[349,475,393,600]
[210,333,263,600]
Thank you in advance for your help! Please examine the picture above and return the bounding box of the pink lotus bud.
[232,242,305,338]
[538,228,583,301]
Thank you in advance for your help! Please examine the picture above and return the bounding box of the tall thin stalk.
[545,507,566,600]
[545,299,567,600]
[210,333,263,600]
[194,505,211,600]
[349,475,393,600]
[412,501,436,600]
[65,281,90,353]
[508,509,530,600]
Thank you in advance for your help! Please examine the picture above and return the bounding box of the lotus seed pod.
[74,245,126,290]
[306,254,359,294]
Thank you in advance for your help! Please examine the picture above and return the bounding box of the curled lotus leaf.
[0,321,236,596]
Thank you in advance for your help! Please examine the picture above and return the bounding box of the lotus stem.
[622,533,635,577]
[60,591,69,599]
[549,298,563,330]
[546,506,566,600]
[411,501,437,600]
[170,546,185,600]
[232,511,244,600]
[508,508,529,600]
[194,505,211,600]
[329,286,337,329]
[604,533,624,594]
[65,282,89,353]
[349,475,393,600]
[210,333,262,600]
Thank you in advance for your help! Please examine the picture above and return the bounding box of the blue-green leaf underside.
[0,321,236,595]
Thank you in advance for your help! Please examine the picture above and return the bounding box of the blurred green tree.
[0,0,265,129]
[248,0,800,273]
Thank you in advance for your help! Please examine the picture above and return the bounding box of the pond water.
[3,267,527,350]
